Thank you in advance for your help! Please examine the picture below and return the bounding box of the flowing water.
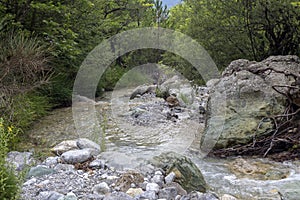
[24,88,300,199]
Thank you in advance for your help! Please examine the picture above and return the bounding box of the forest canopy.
[0,0,299,125]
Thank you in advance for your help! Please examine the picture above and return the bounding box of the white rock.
[23,178,37,186]
[165,172,176,184]
[44,156,59,166]
[146,183,160,193]
[221,194,238,200]
[151,174,164,186]
[126,188,144,197]
[93,182,110,195]
[51,140,78,155]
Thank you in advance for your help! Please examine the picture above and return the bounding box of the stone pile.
[6,139,237,200]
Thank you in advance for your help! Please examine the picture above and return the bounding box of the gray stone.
[85,193,104,200]
[165,172,176,184]
[164,182,187,196]
[280,181,300,200]
[93,182,110,195]
[44,156,59,167]
[38,191,64,200]
[58,192,78,200]
[152,152,207,193]
[158,187,178,200]
[136,190,158,200]
[220,194,237,200]
[175,195,182,200]
[76,138,101,152]
[152,174,164,186]
[61,149,94,164]
[6,151,34,171]
[73,95,96,104]
[126,188,144,197]
[89,159,106,169]
[103,192,134,200]
[202,55,300,149]
[51,140,78,155]
[26,165,56,178]
[54,163,75,171]
[180,191,219,200]
[130,85,156,99]
[23,178,37,186]
[146,183,160,193]
[160,75,195,106]
[199,192,219,200]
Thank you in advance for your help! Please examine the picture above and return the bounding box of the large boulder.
[201,55,300,150]
[151,152,207,193]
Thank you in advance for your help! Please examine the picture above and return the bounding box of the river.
[23,87,300,199]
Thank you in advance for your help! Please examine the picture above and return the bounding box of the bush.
[0,31,52,129]
[9,93,52,129]
[0,118,20,200]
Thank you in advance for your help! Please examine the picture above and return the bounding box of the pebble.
[165,172,176,184]
[89,159,106,169]
[19,150,224,200]
[93,182,110,195]
[221,194,238,200]
[158,187,178,199]
[146,182,160,193]
[126,188,144,197]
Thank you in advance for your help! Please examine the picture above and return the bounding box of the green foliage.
[0,31,52,132]
[98,66,127,92]
[0,118,20,200]
[10,93,51,129]
[162,52,205,85]
[168,0,300,69]
[40,74,73,107]
[0,31,51,92]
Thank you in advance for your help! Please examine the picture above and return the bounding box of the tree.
[168,0,300,69]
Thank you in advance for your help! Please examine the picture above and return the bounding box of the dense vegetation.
[0,0,299,198]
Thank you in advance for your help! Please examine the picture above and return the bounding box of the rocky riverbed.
[7,60,300,200]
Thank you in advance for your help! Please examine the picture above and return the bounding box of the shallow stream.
[24,88,300,199]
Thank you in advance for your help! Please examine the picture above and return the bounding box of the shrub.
[0,118,20,200]
[9,93,52,129]
[0,31,52,129]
